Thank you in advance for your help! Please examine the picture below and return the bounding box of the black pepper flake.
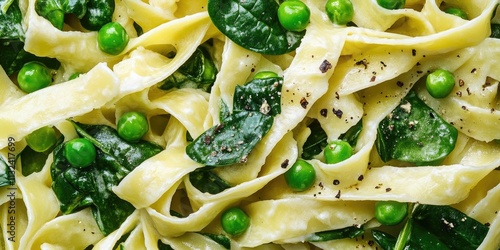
[300,97,309,109]
[471,68,477,74]
[466,87,471,95]
[214,124,224,133]
[416,70,423,74]
[456,91,462,97]
[396,81,404,87]
[319,59,332,73]
[459,79,465,87]
[355,59,368,69]
[333,179,340,185]
[358,175,364,181]
[319,182,324,188]
[204,135,212,145]
[335,92,340,100]
[485,222,491,227]
[380,61,387,67]
[320,108,328,117]
[462,106,468,110]
[335,190,341,199]
[332,108,343,118]
[385,188,392,192]
[370,75,376,82]
[281,159,289,168]
[412,49,417,56]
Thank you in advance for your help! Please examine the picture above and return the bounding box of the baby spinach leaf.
[189,167,231,194]
[233,77,283,116]
[0,0,23,39]
[411,204,489,250]
[0,157,14,187]
[159,46,218,92]
[186,77,282,166]
[376,91,458,165]
[0,41,61,76]
[207,0,305,55]
[80,0,115,31]
[307,226,365,242]
[21,135,63,176]
[158,240,174,250]
[186,110,273,166]
[35,0,87,30]
[404,222,450,250]
[200,233,231,249]
[301,119,328,160]
[371,230,396,250]
[339,119,363,147]
[51,122,163,235]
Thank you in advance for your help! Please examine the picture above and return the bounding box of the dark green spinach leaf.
[200,233,231,249]
[80,0,115,31]
[301,120,328,160]
[338,119,363,147]
[233,77,283,116]
[189,167,231,194]
[207,0,305,55]
[0,41,61,75]
[35,0,87,30]
[158,240,174,250]
[376,91,458,165]
[159,46,217,92]
[21,135,63,176]
[0,157,14,187]
[186,77,282,166]
[411,204,489,250]
[371,230,396,250]
[307,226,364,242]
[51,122,163,235]
[0,0,23,39]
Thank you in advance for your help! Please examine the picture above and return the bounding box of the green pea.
[277,0,311,32]
[426,69,455,98]
[117,111,149,142]
[26,126,57,153]
[64,138,97,168]
[374,200,408,226]
[323,140,353,164]
[376,0,405,10]
[325,0,354,26]
[284,159,316,191]
[221,207,250,237]
[444,7,468,20]
[97,22,129,55]
[253,71,279,79]
[17,62,52,93]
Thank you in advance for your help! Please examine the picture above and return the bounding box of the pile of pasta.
[1,0,499,249]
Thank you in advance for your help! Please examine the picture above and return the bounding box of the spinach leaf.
[207,0,305,55]
[80,0,115,31]
[0,157,14,187]
[21,135,63,176]
[338,119,363,147]
[233,77,282,116]
[404,222,450,250]
[51,122,163,235]
[186,77,282,166]
[189,167,231,194]
[0,0,23,39]
[35,0,87,30]
[411,204,489,250]
[200,233,231,249]
[186,110,273,166]
[371,230,396,250]
[159,46,218,92]
[0,41,61,75]
[158,240,174,250]
[307,226,364,242]
[301,120,327,160]
[376,91,458,165]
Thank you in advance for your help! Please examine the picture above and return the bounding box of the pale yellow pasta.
[0,0,499,249]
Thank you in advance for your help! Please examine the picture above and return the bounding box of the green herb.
[307,226,364,242]
[207,0,305,55]
[51,122,163,235]
[189,167,231,194]
[376,91,458,165]
[35,0,87,30]
[186,77,282,166]
[159,46,217,92]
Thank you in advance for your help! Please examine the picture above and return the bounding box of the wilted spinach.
[159,46,217,92]
[207,0,305,55]
[51,122,163,235]
[21,135,63,176]
[189,167,231,194]
[376,91,458,165]
[0,157,14,187]
[307,226,364,242]
[0,0,23,39]
[186,77,282,166]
